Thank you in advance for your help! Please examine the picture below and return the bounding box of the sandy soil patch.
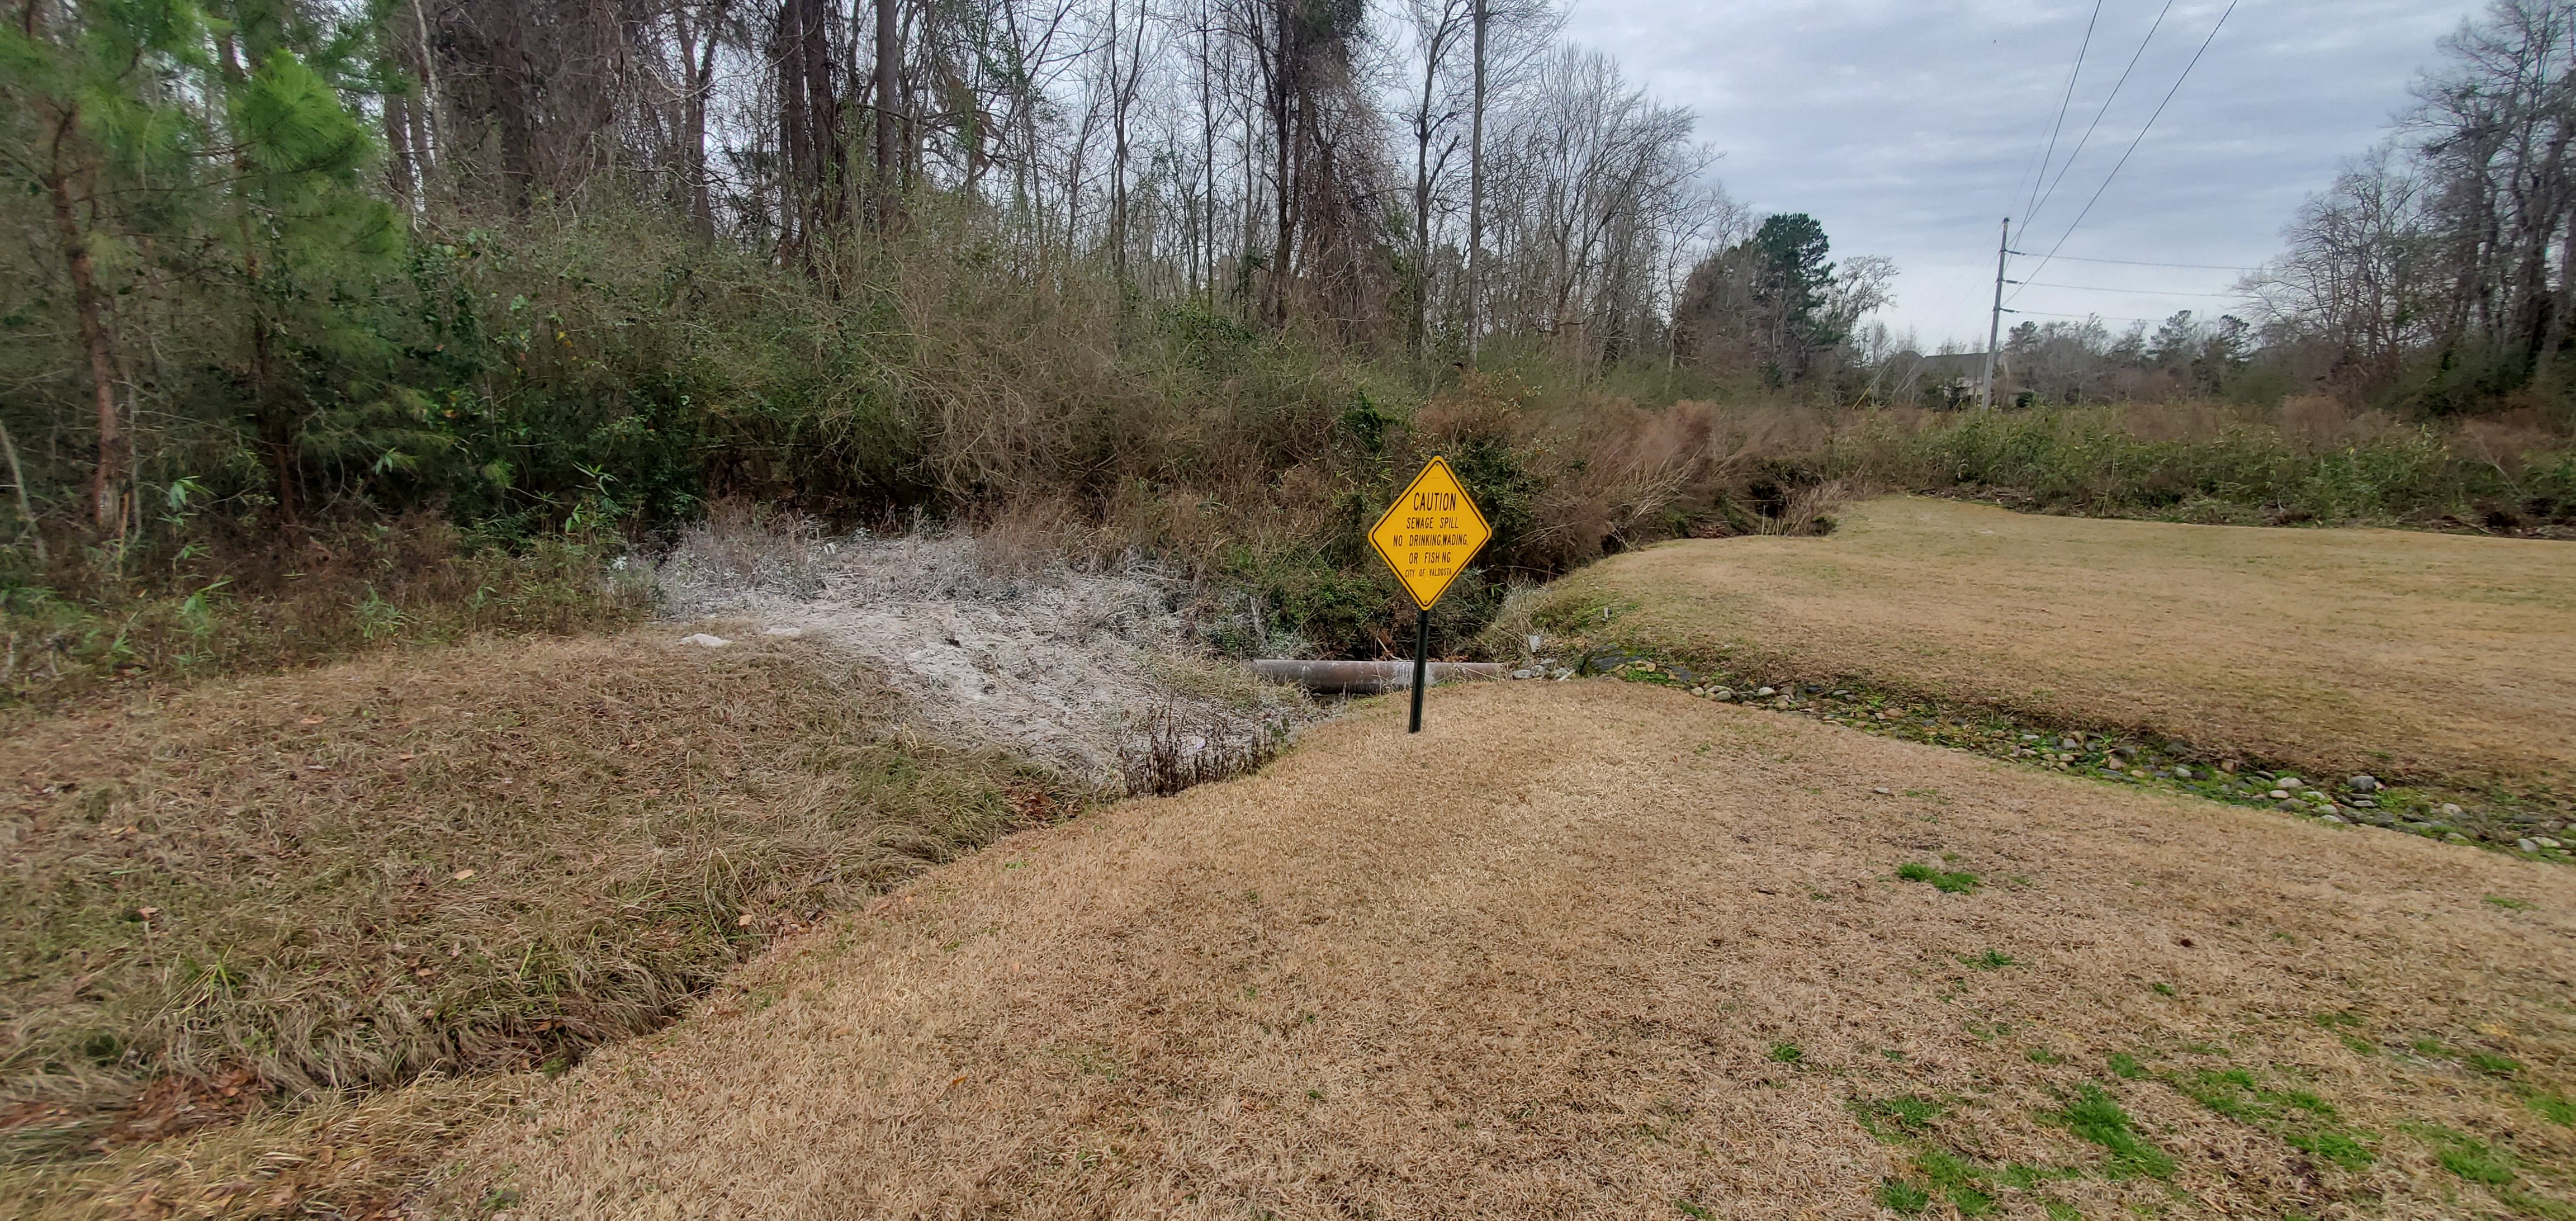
[439,679,2576,1219]
[654,523,1308,784]
[1521,496,2576,792]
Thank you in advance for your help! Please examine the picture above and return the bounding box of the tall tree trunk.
[1411,49,1436,361]
[1109,0,1128,283]
[406,0,440,194]
[873,0,901,222]
[1242,96,1256,315]
[1265,0,1294,328]
[1466,0,1486,365]
[775,0,845,264]
[253,319,304,532]
[46,117,122,536]
[677,1,723,239]
[384,94,418,201]
[0,415,42,560]
[1199,1,1218,305]
[1270,84,1291,327]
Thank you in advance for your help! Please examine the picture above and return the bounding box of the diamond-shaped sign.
[1368,456,1494,609]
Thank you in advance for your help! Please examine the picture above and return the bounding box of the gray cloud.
[1574,0,2483,345]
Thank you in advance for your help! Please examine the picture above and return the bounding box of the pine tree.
[2,0,214,535]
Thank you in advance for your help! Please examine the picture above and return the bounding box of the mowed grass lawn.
[438,679,2576,1219]
[1522,496,2576,793]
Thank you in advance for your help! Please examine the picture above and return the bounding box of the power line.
[2010,251,2257,272]
[2010,0,2239,304]
[2009,280,2250,298]
[2024,0,2177,233]
[2022,0,2105,227]
[2001,308,2171,325]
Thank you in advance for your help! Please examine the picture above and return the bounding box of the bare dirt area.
[652,518,1310,785]
[439,678,2576,1220]
[1514,495,2576,794]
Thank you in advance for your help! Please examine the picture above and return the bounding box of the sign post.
[1367,456,1494,733]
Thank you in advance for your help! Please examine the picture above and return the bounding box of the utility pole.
[1979,217,2009,409]
[1466,0,1488,366]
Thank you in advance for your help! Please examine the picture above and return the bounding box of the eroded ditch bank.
[1530,640,2573,858]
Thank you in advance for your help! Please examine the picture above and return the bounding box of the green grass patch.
[1868,1120,2082,1217]
[2170,1068,2334,1120]
[2484,895,2535,910]
[1896,863,1981,893]
[1997,1163,2083,1190]
[2523,1090,2576,1127]
[1959,949,2015,970]
[2420,1125,2516,1186]
[1850,1095,1948,1143]
[2168,1067,2373,1171]
[1876,1179,1931,1214]
[1769,1041,1805,1064]
[2107,1052,2149,1080]
[2284,1129,2377,1173]
[2496,1188,2576,1221]
[2465,1051,2523,1077]
[1916,1151,1995,1217]
[2044,1083,2176,1179]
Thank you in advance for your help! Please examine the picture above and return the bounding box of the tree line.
[2247,0,2576,416]
[2,0,1912,554]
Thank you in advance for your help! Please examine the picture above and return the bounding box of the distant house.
[1873,351,1990,409]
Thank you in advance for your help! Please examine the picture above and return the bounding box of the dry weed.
[652,500,834,608]
[1116,698,1287,797]
[0,632,1062,1170]
[2457,410,2569,486]
[1754,477,1853,536]
[0,1076,525,1220]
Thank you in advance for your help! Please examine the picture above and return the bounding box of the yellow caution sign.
[1368,456,1493,610]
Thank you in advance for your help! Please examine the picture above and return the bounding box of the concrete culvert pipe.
[1251,659,1509,694]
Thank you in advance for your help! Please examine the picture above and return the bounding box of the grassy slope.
[439,679,2576,1219]
[1506,495,2576,795]
[0,631,1064,1215]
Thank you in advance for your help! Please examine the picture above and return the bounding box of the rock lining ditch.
[1532,641,2573,859]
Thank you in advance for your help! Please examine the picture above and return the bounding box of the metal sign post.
[1409,614,1430,732]
[1367,456,1494,733]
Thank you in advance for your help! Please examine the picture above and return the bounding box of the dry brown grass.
[438,679,2576,1219]
[0,630,1064,1206]
[1517,495,2576,793]
[1,1076,528,1219]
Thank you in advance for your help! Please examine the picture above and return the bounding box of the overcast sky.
[1570,0,2486,348]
